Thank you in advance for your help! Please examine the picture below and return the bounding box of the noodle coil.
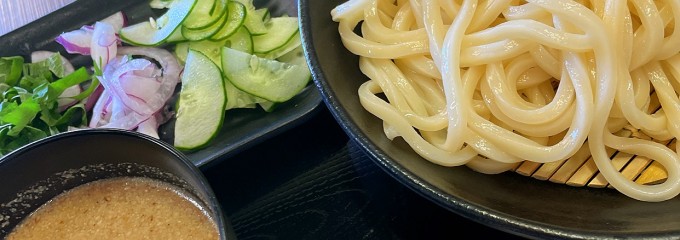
[331,0,680,202]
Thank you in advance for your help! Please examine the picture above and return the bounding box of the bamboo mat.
[0,0,75,36]
[513,91,670,187]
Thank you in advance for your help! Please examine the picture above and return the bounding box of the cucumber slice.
[150,0,175,9]
[276,45,308,67]
[255,8,271,23]
[183,0,227,30]
[256,31,301,59]
[187,39,226,64]
[174,50,227,150]
[258,101,279,112]
[175,29,252,66]
[174,42,190,64]
[276,45,311,93]
[174,27,253,67]
[224,79,265,109]
[224,27,254,54]
[166,27,188,43]
[252,17,299,54]
[119,0,197,46]
[233,0,268,35]
[181,6,229,41]
[175,38,266,110]
[221,47,310,102]
[210,1,247,41]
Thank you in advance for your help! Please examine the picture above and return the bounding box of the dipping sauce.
[6,177,219,240]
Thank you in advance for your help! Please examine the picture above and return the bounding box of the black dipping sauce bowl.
[0,128,234,239]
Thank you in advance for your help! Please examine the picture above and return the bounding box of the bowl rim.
[0,128,232,240]
[296,0,680,239]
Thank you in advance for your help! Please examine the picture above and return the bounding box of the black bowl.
[299,1,680,239]
[0,129,235,239]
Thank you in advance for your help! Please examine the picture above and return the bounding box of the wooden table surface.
[0,0,75,36]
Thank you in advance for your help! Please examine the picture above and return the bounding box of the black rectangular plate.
[0,0,322,169]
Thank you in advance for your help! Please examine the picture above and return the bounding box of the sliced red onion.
[137,115,160,139]
[120,72,162,101]
[100,11,127,31]
[56,85,83,112]
[55,28,93,55]
[102,103,149,131]
[117,46,181,112]
[91,89,150,131]
[55,21,121,66]
[89,89,112,128]
[56,16,181,138]
[81,25,94,31]
[138,105,175,139]
[100,56,157,115]
[90,21,118,69]
[53,21,119,113]
[89,47,181,137]
[84,84,104,111]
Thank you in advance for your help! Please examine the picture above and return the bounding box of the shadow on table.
[203,107,526,240]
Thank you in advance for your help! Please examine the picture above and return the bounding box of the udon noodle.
[330,0,680,202]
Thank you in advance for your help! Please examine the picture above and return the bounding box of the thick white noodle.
[331,0,680,202]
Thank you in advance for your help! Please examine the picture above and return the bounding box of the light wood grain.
[515,90,670,188]
[0,0,75,36]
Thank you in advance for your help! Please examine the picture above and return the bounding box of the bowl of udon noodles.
[300,0,680,238]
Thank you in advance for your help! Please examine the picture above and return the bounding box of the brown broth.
[6,177,219,240]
